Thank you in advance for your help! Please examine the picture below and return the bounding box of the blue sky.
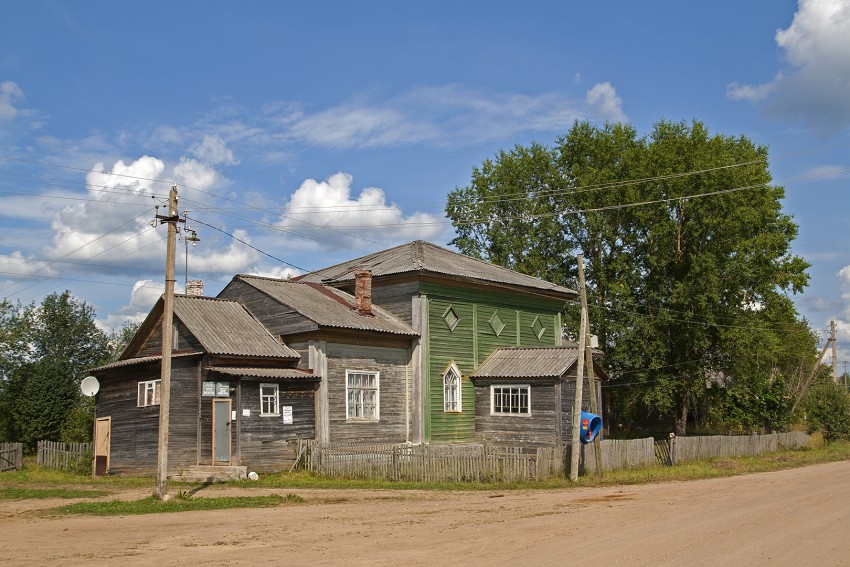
[1,1,849,364]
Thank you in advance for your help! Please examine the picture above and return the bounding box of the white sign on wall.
[282,406,293,425]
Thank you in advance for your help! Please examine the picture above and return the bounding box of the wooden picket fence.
[304,431,810,481]
[667,431,809,464]
[304,441,564,482]
[37,441,92,471]
[0,442,23,472]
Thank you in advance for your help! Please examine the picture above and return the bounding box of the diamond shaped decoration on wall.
[489,311,506,336]
[442,305,460,332]
[531,315,546,340]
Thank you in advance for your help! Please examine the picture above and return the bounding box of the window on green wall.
[346,370,380,420]
[443,361,462,412]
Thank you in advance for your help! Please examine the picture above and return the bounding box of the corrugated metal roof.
[233,276,418,336]
[471,346,581,379]
[295,240,576,299]
[173,295,301,358]
[209,367,319,380]
[90,351,203,373]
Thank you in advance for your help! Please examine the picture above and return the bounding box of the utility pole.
[155,186,183,501]
[569,254,588,482]
[578,255,602,473]
[830,319,838,384]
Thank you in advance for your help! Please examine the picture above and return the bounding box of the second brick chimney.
[354,270,372,315]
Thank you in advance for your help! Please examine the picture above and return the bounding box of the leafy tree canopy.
[446,120,813,434]
[0,291,111,451]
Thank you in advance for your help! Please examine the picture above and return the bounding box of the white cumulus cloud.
[728,0,850,135]
[276,172,444,248]
[585,82,627,123]
[0,81,25,122]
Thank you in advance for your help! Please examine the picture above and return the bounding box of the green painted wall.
[421,282,566,442]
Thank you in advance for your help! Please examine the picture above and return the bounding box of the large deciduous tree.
[446,120,812,434]
[0,291,111,451]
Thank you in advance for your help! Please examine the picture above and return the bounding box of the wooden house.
[91,240,603,477]
[91,294,316,476]
[294,240,602,446]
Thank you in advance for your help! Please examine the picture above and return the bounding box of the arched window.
[443,361,462,412]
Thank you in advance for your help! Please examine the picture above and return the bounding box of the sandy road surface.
[1,461,848,566]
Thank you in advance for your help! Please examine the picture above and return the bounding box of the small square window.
[346,370,380,420]
[260,383,279,416]
[490,385,530,416]
[137,379,161,407]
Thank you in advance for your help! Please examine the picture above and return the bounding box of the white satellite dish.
[80,376,100,397]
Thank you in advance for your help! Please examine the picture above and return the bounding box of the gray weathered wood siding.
[324,342,411,442]
[218,280,318,336]
[368,279,421,324]
[473,379,559,447]
[136,318,203,357]
[94,357,200,476]
[238,381,316,471]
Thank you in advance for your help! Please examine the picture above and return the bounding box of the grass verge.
[56,493,303,516]
[0,487,110,500]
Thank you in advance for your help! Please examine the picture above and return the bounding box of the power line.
[188,217,308,272]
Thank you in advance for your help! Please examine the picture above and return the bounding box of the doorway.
[212,399,231,464]
[94,417,110,475]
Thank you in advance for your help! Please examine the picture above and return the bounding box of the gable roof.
[122,295,300,360]
[471,346,582,379]
[229,275,417,337]
[294,240,576,300]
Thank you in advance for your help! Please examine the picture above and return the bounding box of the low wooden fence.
[0,442,23,472]
[302,431,810,481]
[666,431,809,464]
[305,441,563,482]
[37,441,92,471]
[580,437,656,473]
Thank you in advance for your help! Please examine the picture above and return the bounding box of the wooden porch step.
[172,465,248,483]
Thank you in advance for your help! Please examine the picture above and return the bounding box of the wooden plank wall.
[421,282,565,444]
[94,358,200,476]
[473,379,559,447]
[239,381,316,472]
[324,342,411,443]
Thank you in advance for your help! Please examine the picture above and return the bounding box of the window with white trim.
[346,370,379,420]
[490,384,530,415]
[137,379,161,407]
[443,362,462,412]
[260,383,280,416]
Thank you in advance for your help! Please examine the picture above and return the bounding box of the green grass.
[0,487,109,500]
[56,493,303,516]
[2,439,848,516]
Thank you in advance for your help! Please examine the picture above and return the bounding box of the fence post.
[668,433,677,466]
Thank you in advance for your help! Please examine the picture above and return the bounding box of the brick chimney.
[354,270,372,315]
[186,279,204,297]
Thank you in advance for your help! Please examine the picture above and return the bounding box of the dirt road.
[2,461,848,566]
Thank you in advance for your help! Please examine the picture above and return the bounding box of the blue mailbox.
[579,411,602,444]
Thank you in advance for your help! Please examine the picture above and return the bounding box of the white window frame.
[490,384,531,416]
[137,379,161,407]
[345,370,380,421]
[260,383,280,416]
[443,361,462,413]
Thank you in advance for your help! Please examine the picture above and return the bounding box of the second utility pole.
[155,186,180,501]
